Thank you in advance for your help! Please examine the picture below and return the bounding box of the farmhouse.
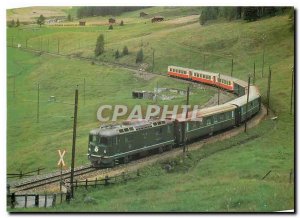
[79,20,86,26]
[151,16,164,23]
[140,12,148,17]
[108,17,116,24]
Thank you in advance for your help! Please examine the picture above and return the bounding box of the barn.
[108,17,116,24]
[151,16,164,23]
[79,20,86,26]
[140,12,148,17]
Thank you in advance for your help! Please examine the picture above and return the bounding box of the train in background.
[87,66,261,167]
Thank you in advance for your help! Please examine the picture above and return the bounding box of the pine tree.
[136,49,143,63]
[108,24,113,30]
[9,19,15,27]
[16,19,20,27]
[37,14,45,27]
[67,14,72,21]
[122,46,129,55]
[115,49,120,59]
[94,34,104,56]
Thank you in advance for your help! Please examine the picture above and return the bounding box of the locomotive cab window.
[89,134,98,143]
[99,137,109,146]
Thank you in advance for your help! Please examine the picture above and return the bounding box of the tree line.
[199,7,293,25]
[77,6,149,18]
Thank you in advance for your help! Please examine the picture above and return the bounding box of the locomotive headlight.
[94,146,99,152]
[104,149,106,154]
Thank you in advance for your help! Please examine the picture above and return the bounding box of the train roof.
[90,119,172,137]
[175,104,237,122]
[226,85,260,107]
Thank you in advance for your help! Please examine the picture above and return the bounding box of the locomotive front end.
[87,128,114,167]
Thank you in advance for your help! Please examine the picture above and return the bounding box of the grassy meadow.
[7,7,294,212]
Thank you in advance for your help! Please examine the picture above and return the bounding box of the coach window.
[207,118,211,125]
[214,116,218,124]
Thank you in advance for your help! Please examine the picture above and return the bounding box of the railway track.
[10,165,98,192]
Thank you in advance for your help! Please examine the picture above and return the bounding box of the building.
[140,12,148,17]
[79,20,86,26]
[151,16,164,23]
[108,17,116,24]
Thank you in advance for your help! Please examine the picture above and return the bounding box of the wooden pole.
[183,85,190,153]
[83,78,86,105]
[57,39,60,54]
[261,48,265,78]
[253,61,256,84]
[70,87,78,198]
[37,83,39,123]
[231,58,233,77]
[290,66,294,114]
[244,76,251,133]
[152,49,155,72]
[218,73,220,105]
[60,163,62,193]
[266,66,272,116]
[13,73,16,98]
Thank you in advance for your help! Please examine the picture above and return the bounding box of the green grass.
[7,7,294,212]
[6,48,214,174]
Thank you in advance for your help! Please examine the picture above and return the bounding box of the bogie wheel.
[158,147,163,154]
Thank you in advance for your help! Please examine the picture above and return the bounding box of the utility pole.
[83,78,86,105]
[155,81,158,104]
[13,74,16,99]
[37,83,40,123]
[231,58,233,77]
[57,39,60,54]
[183,85,190,153]
[218,73,220,105]
[261,34,266,78]
[70,87,78,198]
[266,66,272,116]
[244,76,251,133]
[253,61,256,84]
[152,49,155,73]
[290,66,294,114]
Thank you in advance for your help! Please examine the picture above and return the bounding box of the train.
[87,66,261,167]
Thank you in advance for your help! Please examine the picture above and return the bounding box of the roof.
[226,85,260,107]
[89,119,172,137]
[174,104,237,122]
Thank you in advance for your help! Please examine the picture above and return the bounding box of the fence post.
[11,193,15,209]
[85,179,88,189]
[44,194,47,208]
[37,168,40,175]
[289,169,293,184]
[24,194,27,208]
[7,184,10,195]
[66,191,71,204]
[20,170,23,179]
[52,194,56,207]
[105,175,109,186]
[60,193,63,204]
[35,195,39,207]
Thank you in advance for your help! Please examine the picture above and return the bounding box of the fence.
[7,167,45,179]
[7,192,70,209]
[7,169,141,209]
[66,170,141,190]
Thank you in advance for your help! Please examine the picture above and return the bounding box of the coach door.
[188,71,192,79]
[213,76,216,83]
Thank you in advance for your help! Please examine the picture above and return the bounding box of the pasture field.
[7,7,294,212]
